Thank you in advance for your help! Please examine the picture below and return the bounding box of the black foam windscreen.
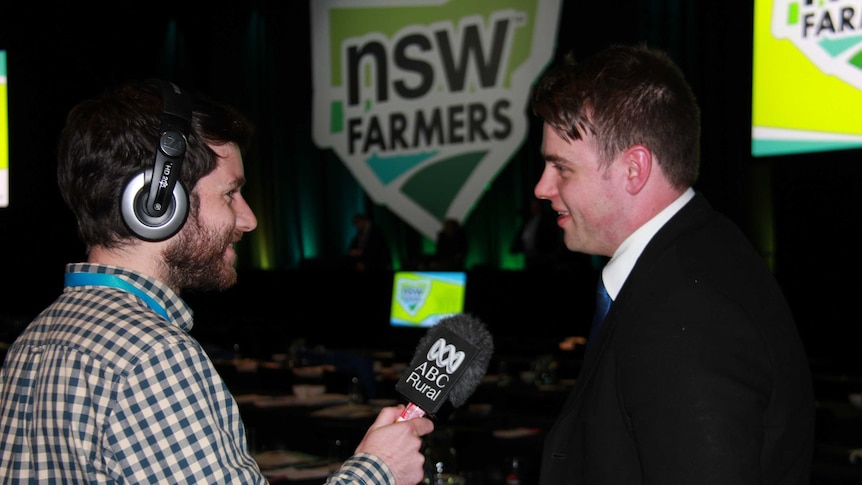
[121,79,193,241]
[396,314,493,419]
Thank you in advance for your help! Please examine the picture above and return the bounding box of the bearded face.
[163,201,240,292]
[160,142,256,293]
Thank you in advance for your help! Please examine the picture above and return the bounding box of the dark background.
[0,2,858,371]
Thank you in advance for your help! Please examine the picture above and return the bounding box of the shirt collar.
[65,262,195,332]
[602,187,695,299]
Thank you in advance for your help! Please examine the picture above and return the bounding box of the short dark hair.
[531,43,700,189]
[57,80,254,248]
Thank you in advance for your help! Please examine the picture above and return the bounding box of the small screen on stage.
[390,271,466,328]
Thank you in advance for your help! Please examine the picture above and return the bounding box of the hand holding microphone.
[395,313,494,421]
[343,404,434,485]
[342,314,490,484]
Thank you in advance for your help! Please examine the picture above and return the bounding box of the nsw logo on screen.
[396,278,431,316]
[310,0,561,240]
[772,0,862,90]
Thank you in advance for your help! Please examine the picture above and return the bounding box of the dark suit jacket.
[539,193,814,484]
[347,223,391,270]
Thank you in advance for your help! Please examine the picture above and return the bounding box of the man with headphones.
[0,80,433,484]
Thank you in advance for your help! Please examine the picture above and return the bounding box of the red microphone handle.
[396,402,427,422]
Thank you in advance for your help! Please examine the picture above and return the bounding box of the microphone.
[395,313,493,421]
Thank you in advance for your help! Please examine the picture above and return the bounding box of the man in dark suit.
[346,212,391,270]
[531,44,814,484]
[510,198,564,270]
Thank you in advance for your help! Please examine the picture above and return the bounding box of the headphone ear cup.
[121,170,189,241]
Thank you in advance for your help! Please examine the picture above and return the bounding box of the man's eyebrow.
[542,152,568,163]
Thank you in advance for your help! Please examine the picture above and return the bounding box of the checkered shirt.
[0,263,394,484]
[0,263,267,483]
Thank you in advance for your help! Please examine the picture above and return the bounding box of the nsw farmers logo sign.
[772,0,862,89]
[311,0,561,239]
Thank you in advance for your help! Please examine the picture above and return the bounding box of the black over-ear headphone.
[121,79,193,241]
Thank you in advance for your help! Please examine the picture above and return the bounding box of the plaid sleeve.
[326,452,395,485]
[104,339,267,484]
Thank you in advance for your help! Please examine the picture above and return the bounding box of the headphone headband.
[120,79,193,241]
[144,80,191,219]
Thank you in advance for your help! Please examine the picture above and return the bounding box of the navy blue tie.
[589,278,612,343]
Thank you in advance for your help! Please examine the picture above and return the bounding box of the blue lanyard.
[64,272,170,321]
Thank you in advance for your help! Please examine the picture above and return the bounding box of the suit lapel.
[554,194,712,417]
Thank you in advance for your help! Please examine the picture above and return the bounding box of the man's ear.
[622,144,651,195]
